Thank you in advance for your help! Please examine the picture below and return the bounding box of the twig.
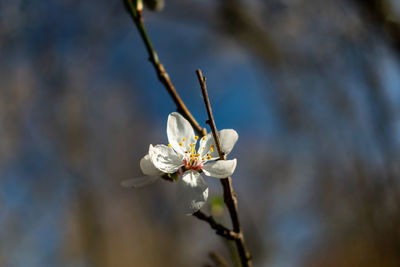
[196,69,252,267]
[123,0,206,137]
[193,210,239,240]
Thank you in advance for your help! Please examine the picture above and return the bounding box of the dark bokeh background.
[1,0,400,266]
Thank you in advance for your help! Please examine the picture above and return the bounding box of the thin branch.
[196,69,252,267]
[123,0,206,137]
[193,210,239,240]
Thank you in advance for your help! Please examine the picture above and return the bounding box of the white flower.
[122,112,238,214]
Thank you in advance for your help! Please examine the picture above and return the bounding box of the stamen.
[207,155,211,160]
[202,137,206,141]
[179,142,183,146]
[202,157,205,161]
[210,147,214,152]
[182,137,186,141]
[195,136,199,140]
[168,144,172,147]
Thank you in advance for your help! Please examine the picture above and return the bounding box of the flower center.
[179,136,213,171]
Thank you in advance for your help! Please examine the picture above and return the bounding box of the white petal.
[199,129,238,159]
[176,170,209,214]
[140,154,163,176]
[167,112,196,155]
[199,132,212,154]
[120,176,159,188]
[199,132,219,159]
[202,159,237,178]
[219,129,238,156]
[149,144,183,173]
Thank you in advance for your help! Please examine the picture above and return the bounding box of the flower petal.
[167,112,196,155]
[219,129,239,155]
[176,170,209,214]
[199,132,212,154]
[120,176,159,188]
[199,132,219,159]
[140,154,163,176]
[202,159,237,178]
[149,144,183,173]
[199,129,238,159]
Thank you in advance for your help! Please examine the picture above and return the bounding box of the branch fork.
[197,70,252,267]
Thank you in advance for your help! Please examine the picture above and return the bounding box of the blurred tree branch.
[353,0,400,57]
[218,0,282,66]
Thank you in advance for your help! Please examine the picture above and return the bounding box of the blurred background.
[1,0,400,266]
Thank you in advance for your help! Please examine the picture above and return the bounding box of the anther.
[183,137,186,141]
[195,136,199,140]
[179,142,183,146]
[168,144,172,147]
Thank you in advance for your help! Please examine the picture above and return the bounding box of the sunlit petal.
[140,154,163,176]
[202,159,237,178]
[149,144,183,173]
[199,129,238,160]
[219,129,238,156]
[167,112,196,155]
